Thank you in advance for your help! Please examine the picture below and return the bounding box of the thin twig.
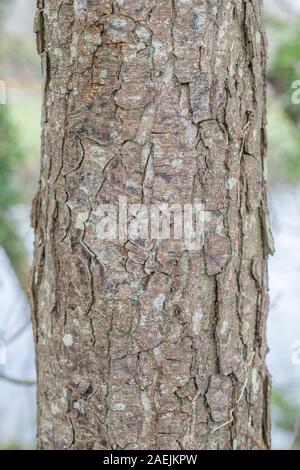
[0,373,36,386]
[6,320,31,345]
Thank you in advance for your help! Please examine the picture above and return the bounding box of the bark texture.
[31,0,272,450]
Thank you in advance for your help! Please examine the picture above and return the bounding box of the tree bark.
[31,0,272,450]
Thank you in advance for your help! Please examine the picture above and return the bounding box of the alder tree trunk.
[31,0,273,450]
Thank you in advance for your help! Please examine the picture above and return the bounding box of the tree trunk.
[31,0,272,450]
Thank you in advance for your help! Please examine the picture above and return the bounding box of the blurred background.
[0,0,300,449]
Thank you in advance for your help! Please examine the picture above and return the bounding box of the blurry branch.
[0,207,30,292]
[0,373,36,386]
[6,320,31,345]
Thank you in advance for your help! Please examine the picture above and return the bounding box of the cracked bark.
[31,0,272,450]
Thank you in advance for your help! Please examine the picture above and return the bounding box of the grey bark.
[31,0,272,450]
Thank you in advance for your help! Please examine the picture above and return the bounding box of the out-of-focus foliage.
[0,441,25,450]
[266,7,300,449]
[2,37,40,81]
[0,106,28,288]
[0,106,21,208]
[268,97,300,181]
[272,387,298,433]
[0,0,29,288]
[267,14,300,182]
[269,19,300,123]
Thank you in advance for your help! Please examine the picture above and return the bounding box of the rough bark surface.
[31,0,272,450]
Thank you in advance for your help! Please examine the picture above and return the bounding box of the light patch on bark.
[75,211,89,230]
[51,403,60,415]
[112,403,126,411]
[225,177,238,190]
[73,400,85,414]
[171,159,183,169]
[63,334,74,347]
[192,308,203,335]
[153,293,166,312]
[251,368,260,395]
[74,0,86,20]
[220,321,229,336]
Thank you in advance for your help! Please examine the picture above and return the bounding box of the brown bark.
[31,0,272,450]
